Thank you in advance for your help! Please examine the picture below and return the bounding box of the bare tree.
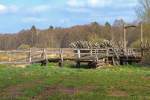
[136,0,150,22]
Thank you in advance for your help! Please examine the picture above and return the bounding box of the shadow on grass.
[62,61,92,69]
[68,64,92,69]
[26,61,150,70]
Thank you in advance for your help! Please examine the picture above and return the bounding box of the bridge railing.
[0,48,142,64]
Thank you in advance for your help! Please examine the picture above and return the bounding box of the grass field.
[0,64,150,100]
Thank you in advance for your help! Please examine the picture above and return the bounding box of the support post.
[8,52,12,62]
[90,49,92,56]
[76,60,80,68]
[76,49,81,67]
[59,48,64,67]
[123,24,127,54]
[140,23,144,58]
[141,23,143,45]
[77,49,81,59]
[43,48,48,60]
[29,49,32,64]
[106,49,109,65]
[95,49,98,62]
[42,48,48,66]
[112,57,115,65]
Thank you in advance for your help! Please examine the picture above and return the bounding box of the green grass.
[0,63,150,100]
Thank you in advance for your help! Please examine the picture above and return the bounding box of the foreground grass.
[0,64,150,100]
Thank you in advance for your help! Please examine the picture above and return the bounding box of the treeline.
[0,20,150,50]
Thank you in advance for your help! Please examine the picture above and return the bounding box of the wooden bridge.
[0,48,142,67]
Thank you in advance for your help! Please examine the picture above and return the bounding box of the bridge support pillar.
[58,60,63,67]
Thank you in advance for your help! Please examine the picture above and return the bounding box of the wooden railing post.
[76,49,81,68]
[61,49,64,63]
[8,51,12,62]
[90,49,93,56]
[43,48,48,60]
[41,48,48,66]
[95,49,98,61]
[77,49,81,59]
[106,49,109,64]
[29,49,32,64]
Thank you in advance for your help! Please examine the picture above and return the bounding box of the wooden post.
[43,48,48,60]
[140,23,144,57]
[90,49,92,56]
[76,60,80,68]
[95,49,99,67]
[40,48,48,66]
[43,48,48,66]
[95,49,98,62]
[8,52,12,62]
[76,49,81,67]
[112,57,115,65]
[59,48,63,67]
[106,49,109,64]
[126,49,129,65]
[77,49,81,59]
[141,23,143,45]
[29,49,32,64]
[123,24,127,53]
[61,49,64,63]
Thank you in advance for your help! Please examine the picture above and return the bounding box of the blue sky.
[0,0,138,33]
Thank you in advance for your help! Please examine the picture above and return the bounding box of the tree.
[104,22,111,40]
[87,33,104,43]
[49,26,54,30]
[113,19,125,27]
[136,0,150,22]
[105,22,111,29]
[90,21,101,34]
[30,25,38,47]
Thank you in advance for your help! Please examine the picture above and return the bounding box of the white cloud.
[88,0,112,7]
[0,4,7,13]
[67,0,85,7]
[67,0,113,8]
[30,5,50,13]
[67,0,137,8]
[0,4,18,14]
[22,17,48,23]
